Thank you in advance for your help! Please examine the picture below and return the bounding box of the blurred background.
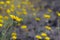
[0,0,60,40]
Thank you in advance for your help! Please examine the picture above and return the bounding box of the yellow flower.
[0,15,3,19]
[16,17,23,22]
[23,11,27,15]
[45,37,50,40]
[22,2,25,4]
[0,24,3,27]
[10,15,16,19]
[0,20,3,23]
[35,17,40,21]
[0,1,4,5]
[22,8,26,12]
[6,9,11,14]
[11,32,17,39]
[45,26,51,30]
[35,35,42,39]
[11,32,17,36]
[11,4,15,9]
[27,1,31,5]
[22,1,27,4]
[12,36,17,40]
[6,1,10,5]
[21,25,27,29]
[41,32,47,37]
[57,12,60,16]
[17,4,21,8]
[10,8,14,12]
[48,8,52,13]
[44,14,51,19]
[4,16,8,20]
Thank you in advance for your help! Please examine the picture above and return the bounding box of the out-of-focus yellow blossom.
[57,12,60,16]
[35,35,42,39]
[45,37,50,40]
[11,4,15,9]
[48,8,52,13]
[10,15,16,19]
[12,36,17,40]
[22,8,26,12]
[10,14,22,22]
[11,32,17,36]
[44,14,51,19]
[0,15,3,19]
[27,1,31,5]
[17,4,21,8]
[22,2,25,4]
[22,9,27,15]
[6,9,11,14]
[15,17,23,22]
[6,1,10,5]
[10,8,14,12]
[35,17,40,21]
[0,1,4,5]
[4,16,9,20]
[45,26,51,30]
[0,20,3,23]
[41,32,47,37]
[21,25,27,29]
[23,11,27,15]
[0,24,3,27]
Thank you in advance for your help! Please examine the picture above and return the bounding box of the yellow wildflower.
[45,37,50,40]
[0,15,3,19]
[16,17,23,22]
[41,32,47,37]
[0,20,3,23]
[12,36,17,40]
[0,1,4,5]
[35,35,42,39]
[45,26,51,30]
[6,9,11,14]
[23,11,27,15]
[17,4,21,8]
[35,17,40,21]
[11,4,15,9]
[44,14,51,19]
[48,8,52,13]
[4,16,8,20]
[11,32,17,36]
[21,25,27,29]
[0,24,3,27]
[10,8,14,12]
[6,1,10,5]
[57,12,60,16]
[10,15,16,19]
